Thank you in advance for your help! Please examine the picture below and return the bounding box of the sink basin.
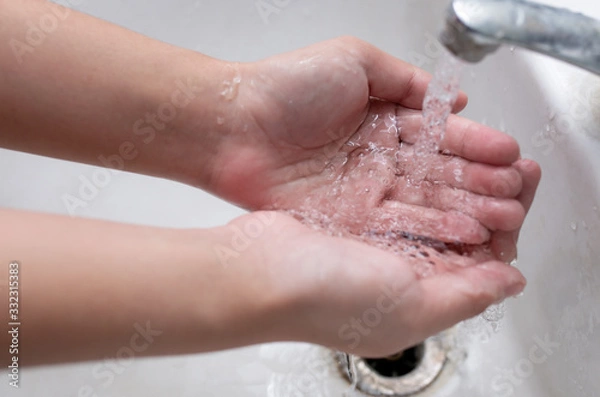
[1,0,598,396]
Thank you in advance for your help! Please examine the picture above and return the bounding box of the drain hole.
[337,334,451,396]
[364,344,425,378]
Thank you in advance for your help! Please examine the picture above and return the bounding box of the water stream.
[287,52,470,278]
[409,54,464,184]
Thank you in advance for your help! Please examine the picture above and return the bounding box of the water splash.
[282,52,476,278]
[286,209,485,280]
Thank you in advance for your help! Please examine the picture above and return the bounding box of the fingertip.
[452,91,468,113]
[478,261,527,298]
[513,158,542,213]
[357,39,432,108]
[495,133,521,164]
[515,158,542,182]
[408,261,526,338]
[463,261,527,302]
[490,231,518,263]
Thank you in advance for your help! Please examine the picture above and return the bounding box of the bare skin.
[200,39,535,261]
[0,0,540,365]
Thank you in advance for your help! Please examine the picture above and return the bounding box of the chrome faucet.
[440,0,600,75]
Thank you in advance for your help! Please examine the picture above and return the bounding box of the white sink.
[1,0,599,396]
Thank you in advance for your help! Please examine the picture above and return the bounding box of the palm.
[237,210,526,356]
[212,38,539,262]
[200,37,541,357]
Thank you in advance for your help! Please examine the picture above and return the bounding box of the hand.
[226,211,527,357]
[202,37,540,261]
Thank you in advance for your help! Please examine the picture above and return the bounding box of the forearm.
[0,209,292,365]
[0,0,236,185]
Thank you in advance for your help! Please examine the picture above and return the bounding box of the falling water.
[286,51,471,277]
[408,53,464,184]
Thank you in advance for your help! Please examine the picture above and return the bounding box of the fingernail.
[504,281,526,298]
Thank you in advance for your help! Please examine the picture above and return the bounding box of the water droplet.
[482,302,506,322]
[571,222,578,231]
[216,116,225,125]
[509,46,516,53]
[384,113,396,127]
[453,168,463,183]
[447,348,468,364]
[220,67,242,101]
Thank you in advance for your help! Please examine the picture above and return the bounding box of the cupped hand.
[228,211,526,358]
[207,37,540,261]
[206,37,542,357]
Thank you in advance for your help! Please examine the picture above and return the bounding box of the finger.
[368,200,490,244]
[396,147,523,198]
[397,110,520,165]
[402,261,525,346]
[489,159,541,262]
[490,231,518,263]
[387,180,525,231]
[352,37,468,111]
[453,93,469,113]
[513,159,542,214]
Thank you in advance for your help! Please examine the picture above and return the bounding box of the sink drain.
[364,344,425,378]
[337,334,450,396]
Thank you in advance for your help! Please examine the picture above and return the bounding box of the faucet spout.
[440,0,600,76]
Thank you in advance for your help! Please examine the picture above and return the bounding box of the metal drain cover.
[337,334,450,396]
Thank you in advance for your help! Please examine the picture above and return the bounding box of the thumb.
[348,36,468,111]
[405,261,525,344]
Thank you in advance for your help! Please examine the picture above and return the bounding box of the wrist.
[154,53,253,190]
[208,213,342,347]
[177,215,306,350]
